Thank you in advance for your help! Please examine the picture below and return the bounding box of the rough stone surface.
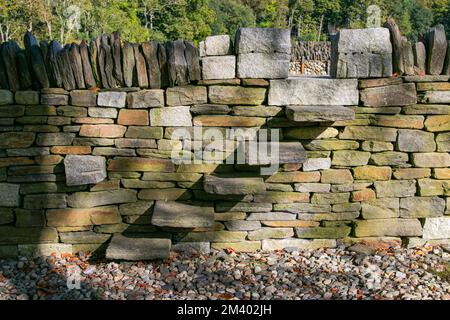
[397,129,436,152]
[332,28,393,78]
[64,155,106,186]
[204,35,233,56]
[237,53,290,79]
[67,189,137,208]
[166,86,207,106]
[400,197,445,218]
[360,83,417,107]
[354,219,422,237]
[236,28,290,54]
[269,78,358,106]
[361,198,399,219]
[202,56,236,80]
[209,86,266,105]
[286,105,355,122]
[152,201,214,228]
[150,106,192,127]
[127,90,164,108]
[0,184,20,207]
[426,24,447,75]
[422,217,450,239]
[106,234,170,260]
[204,175,265,195]
[374,180,416,198]
[97,91,126,108]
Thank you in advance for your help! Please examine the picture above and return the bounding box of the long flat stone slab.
[268,78,358,106]
[106,234,171,260]
[151,201,214,228]
[245,142,307,165]
[204,175,266,195]
[286,105,355,122]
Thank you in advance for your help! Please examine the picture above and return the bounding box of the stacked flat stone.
[200,35,236,80]
[0,27,450,261]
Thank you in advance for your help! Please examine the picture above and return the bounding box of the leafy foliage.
[0,0,448,45]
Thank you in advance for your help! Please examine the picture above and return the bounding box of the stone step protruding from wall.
[244,142,307,165]
[268,78,359,106]
[151,201,215,228]
[331,27,393,79]
[286,105,355,122]
[105,234,171,260]
[236,28,291,79]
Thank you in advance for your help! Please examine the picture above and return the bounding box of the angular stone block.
[150,106,192,126]
[340,126,397,141]
[286,105,355,122]
[268,78,358,106]
[67,189,137,208]
[15,91,39,105]
[422,217,450,239]
[0,183,20,207]
[202,56,236,80]
[413,41,427,75]
[235,28,290,54]
[127,89,164,108]
[261,239,336,251]
[374,180,416,198]
[204,175,265,195]
[397,129,436,152]
[166,86,207,106]
[152,201,214,228]
[205,35,233,56]
[209,86,266,105]
[64,155,106,186]
[237,52,290,79]
[97,91,126,108]
[361,198,399,219]
[412,153,450,168]
[354,218,422,237]
[360,83,417,107]
[332,27,392,78]
[400,196,445,218]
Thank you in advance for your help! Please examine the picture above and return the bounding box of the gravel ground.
[1,244,450,300]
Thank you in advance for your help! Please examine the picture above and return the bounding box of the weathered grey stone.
[70,90,97,107]
[67,189,137,208]
[261,239,336,250]
[64,155,106,186]
[209,86,266,105]
[0,226,58,245]
[436,132,450,152]
[36,133,75,146]
[401,37,415,76]
[248,227,293,240]
[88,107,117,118]
[340,126,397,142]
[172,242,210,254]
[166,40,188,87]
[295,183,330,193]
[412,153,450,168]
[224,220,261,231]
[134,44,149,88]
[127,89,164,108]
[23,194,67,209]
[166,86,207,106]
[302,158,331,172]
[60,231,110,244]
[370,151,408,166]
[152,201,214,228]
[422,91,450,104]
[383,18,404,74]
[125,126,163,139]
[374,180,416,198]
[332,27,392,78]
[97,91,126,108]
[360,83,416,107]
[15,91,39,105]
[413,41,426,75]
[231,106,281,117]
[204,175,265,195]
[397,129,436,152]
[122,42,135,87]
[191,104,230,115]
[80,40,96,88]
[361,198,399,219]
[186,37,203,77]
[18,243,72,257]
[202,56,235,80]
[138,41,158,89]
[295,226,351,239]
[422,217,450,239]
[268,78,358,106]
[0,183,20,207]
[150,106,192,126]
[216,202,272,212]
[354,218,422,237]
[205,35,233,56]
[332,150,370,166]
[237,53,289,79]
[245,142,307,165]
[426,24,447,75]
[40,93,68,105]
[286,105,355,122]
[119,201,153,216]
[246,212,296,221]
[236,28,290,54]
[400,196,445,218]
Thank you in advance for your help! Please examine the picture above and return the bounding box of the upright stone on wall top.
[235,28,290,79]
[331,28,393,78]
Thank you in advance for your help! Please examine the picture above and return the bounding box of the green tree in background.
[209,0,256,36]
[0,0,448,45]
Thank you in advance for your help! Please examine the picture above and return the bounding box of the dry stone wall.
[0,26,449,260]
